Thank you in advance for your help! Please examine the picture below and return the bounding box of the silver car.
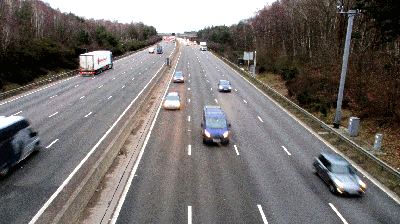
[313,152,366,196]
[163,92,181,110]
[173,71,185,83]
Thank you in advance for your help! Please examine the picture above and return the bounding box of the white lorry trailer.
[79,50,113,76]
[200,42,207,51]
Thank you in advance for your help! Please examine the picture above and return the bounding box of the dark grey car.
[218,80,231,92]
[313,152,367,196]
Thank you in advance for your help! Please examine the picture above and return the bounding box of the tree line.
[197,0,400,123]
[0,0,161,89]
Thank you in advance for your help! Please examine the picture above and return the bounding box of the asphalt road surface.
[0,41,175,224]
[112,45,400,223]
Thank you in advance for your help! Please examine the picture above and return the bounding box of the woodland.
[197,0,400,124]
[0,0,161,89]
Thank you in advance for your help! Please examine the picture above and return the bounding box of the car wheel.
[329,184,337,194]
[34,143,40,153]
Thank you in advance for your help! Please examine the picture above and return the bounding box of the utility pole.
[254,51,257,75]
[333,9,358,128]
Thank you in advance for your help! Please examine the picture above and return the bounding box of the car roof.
[321,152,349,165]
[204,106,225,117]
[174,71,183,75]
[0,116,25,129]
[219,80,230,83]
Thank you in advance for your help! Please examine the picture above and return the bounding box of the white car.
[163,92,181,110]
[148,47,155,53]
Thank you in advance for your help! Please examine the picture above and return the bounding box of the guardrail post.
[348,117,360,137]
[374,133,383,151]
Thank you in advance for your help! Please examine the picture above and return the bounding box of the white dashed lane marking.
[282,146,291,155]
[46,139,59,149]
[49,112,59,118]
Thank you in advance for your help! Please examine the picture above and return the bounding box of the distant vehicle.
[218,80,232,92]
[78,50,113,76]
[148,47,155,53]
[156,45,163,54]
[163,92,181,110]
[173,71,185,83]
[201,106,231,145]
[313,152,367,196]
[0,116,40,177]
[200,42,207,51]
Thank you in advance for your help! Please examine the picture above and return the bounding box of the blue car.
[201,106,231,145]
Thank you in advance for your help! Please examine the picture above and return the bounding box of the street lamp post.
[333,9,358,128]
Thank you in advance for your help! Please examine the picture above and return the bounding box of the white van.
[0,116,40,177]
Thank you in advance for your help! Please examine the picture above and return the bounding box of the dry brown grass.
[258,72,400,171]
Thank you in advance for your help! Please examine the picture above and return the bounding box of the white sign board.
[243,52,254,60]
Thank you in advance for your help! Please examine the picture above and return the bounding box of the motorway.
[1,40,400,224]
[112,45,400,223]
[0,41,175,224]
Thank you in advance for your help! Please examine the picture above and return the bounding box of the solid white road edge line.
[110,46,179,224]
[188,206,192,224]
[329,203,348,224]
[214,52,400,204]
[29,62,167,224]
[282,146,291,155]
[257,204,268,224]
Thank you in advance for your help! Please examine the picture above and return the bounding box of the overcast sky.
[43,0,276,33]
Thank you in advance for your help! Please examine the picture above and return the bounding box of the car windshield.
[206,117,227,129]
[166,95,179,101]
[219,81,230,85]
[330,164,354,174]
